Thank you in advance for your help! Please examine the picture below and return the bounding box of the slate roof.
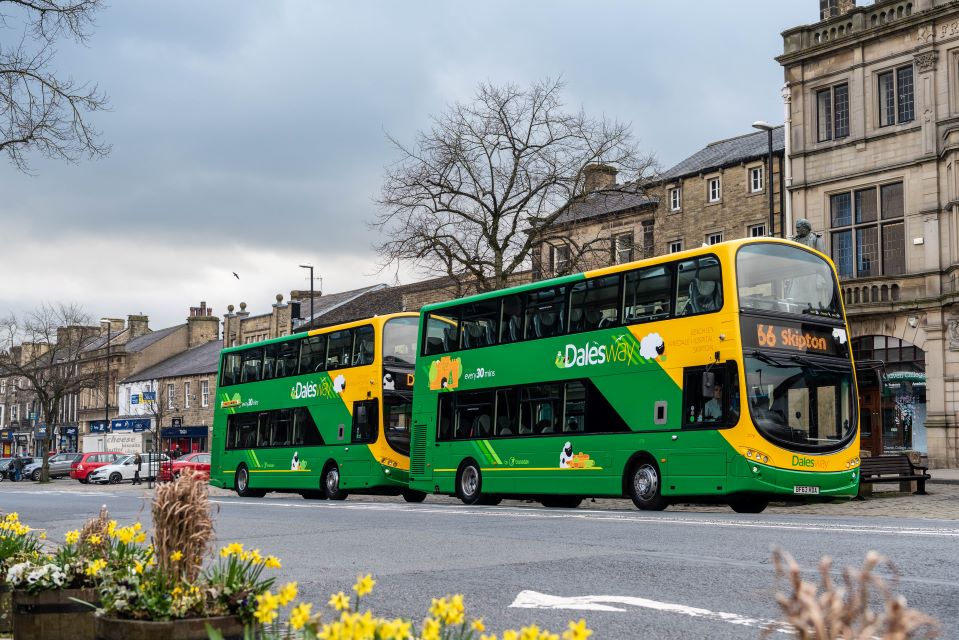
[123,324,184,353]
[123,339,222,383]
[660,125,785,181]
[296,284,390,328]
[551,186,658,226]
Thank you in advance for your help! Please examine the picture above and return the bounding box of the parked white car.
[88,453,169,484]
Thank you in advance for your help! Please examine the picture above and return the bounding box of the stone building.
[779,0,959,466]
[532,133,784,280]
[119,338,222,454]
[77,304,219,443]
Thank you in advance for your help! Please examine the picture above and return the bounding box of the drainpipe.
[782,84,793,238]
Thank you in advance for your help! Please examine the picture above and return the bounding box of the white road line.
[209,499,959,538]
[0,489,120,497]
[509,590,793,635]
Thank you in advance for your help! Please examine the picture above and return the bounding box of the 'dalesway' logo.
[429,356,462,391]
[290,379,336,400]
[555,333,662,370]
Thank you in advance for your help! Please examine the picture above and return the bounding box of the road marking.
[0,489,120,497]
[209,499,959,538]
[509,590,792,634]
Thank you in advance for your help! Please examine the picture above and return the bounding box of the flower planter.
[94,614,246,640]
[0,582,12,634]
[12,587,98,640]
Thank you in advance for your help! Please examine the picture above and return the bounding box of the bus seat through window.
[688,277,720,313]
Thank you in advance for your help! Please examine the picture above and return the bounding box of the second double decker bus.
[408,238,860,513]
[209,312,426,502]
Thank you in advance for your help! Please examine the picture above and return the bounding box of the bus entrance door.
[667,367,729,495]
[340,400,376,489]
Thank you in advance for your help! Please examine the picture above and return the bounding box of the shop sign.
[111,418,150,432]
[160,426,208,438]
[89,421,109,433]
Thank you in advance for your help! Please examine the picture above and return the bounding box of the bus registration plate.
[793,485,820,495]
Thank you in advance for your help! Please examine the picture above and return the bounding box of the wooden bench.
[859,454,930,495]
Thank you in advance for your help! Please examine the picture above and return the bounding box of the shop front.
[57,425,79,453]
[0,429,13,457]
[160,425,208,455]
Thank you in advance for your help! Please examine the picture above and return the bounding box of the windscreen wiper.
[789,354,850,373]
[749,350,791,368]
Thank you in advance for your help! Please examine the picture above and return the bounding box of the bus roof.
[419,237,828,314]
[220,311,419,354]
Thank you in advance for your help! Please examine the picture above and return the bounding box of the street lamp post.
[752,121,776,237]
[299,264,314,330]
[102,320,111,430]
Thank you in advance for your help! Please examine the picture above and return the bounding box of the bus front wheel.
[235,464,266,498]
[729,496,769,514]
[628,460,668,511]
[324,464,348,500]
[456,461,483,505]
[402,489,427,503]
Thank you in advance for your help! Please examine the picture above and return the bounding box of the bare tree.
[0,303,104,482]
[139,380,177,486]
[374,77,657,293]
[0,0,110,172]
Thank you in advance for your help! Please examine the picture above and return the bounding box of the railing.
[784,1,916,54]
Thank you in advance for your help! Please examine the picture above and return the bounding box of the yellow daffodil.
[264,555,282,569]
[170,550,184,562]
[503,631,519,640]
[353,573,375,597]
[328,591,350,611]
[86,534,102,545]
[134,532,146,544]
[379,618,412,640]
[85,558,107,577]
[133,522,142,531]
[520,625,541,640]
[38,531,46,539]
[278,581,298,606]
[561,620,592,640]
[422,618,441,640]
[480,635,499,640]
[254,591,280,624]
[107,520,117,536]
[289,602,313,630]
[472,618,487,632]
[220,542,244,557]
[134,561,144,575]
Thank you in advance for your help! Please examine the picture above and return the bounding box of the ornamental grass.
[152,470,215,583]
[768,549,939,639]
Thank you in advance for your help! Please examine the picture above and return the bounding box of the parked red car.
[70,452,125,483]
[158,452,211,482]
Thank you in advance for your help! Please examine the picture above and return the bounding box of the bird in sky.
[233,272,240,279]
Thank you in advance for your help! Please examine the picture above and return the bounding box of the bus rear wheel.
[456,461,483,505]
[235,464,266,498]
[541,496,583,509]
[729,496,769,514]
[628,460,668,511]
[323,464,348,500]
[402,489,427,503]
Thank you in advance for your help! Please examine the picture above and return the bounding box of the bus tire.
[402,489,427,503]
[456,460,483,505]
[541,496,583,509]
[234,464,266,498]
[729,496,769,514]
[627,459,668,511]
[323,464,348,501]
[300,490,326,500]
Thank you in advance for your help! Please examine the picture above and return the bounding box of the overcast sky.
[0,1,819,330]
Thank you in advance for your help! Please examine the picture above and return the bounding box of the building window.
[816,82,850,141]
[748,223,766,237]
[707,177,721,203]
[669,187,682,211]
[641,220,655,259]
[167,383,175,410]
[10,405,17,421]
[201,380,209,407]
[706,232,723,245]
[830,182,905,279]
[749,166,764,193]
[878,65,914,127]
[668,240,683,253]
[612,232,634,264]
[184,381,191,409]
[0,379,5,394]
[551,244,570,275]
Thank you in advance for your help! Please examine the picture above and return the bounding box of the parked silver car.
[23,453,78,481]
[88,453,170,484]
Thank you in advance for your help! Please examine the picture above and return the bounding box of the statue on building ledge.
[792,218,825,252]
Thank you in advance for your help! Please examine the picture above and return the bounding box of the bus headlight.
[744,449,770,464]
[845,456,861,469]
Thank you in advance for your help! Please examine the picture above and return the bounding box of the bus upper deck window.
[678,258,722,315]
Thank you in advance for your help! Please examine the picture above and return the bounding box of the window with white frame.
[749,166,764,193]
[707,232,723,245]
[201,380,209,407]
[551,244,570,275]
[184,381,191,409]
[669,187,682,211]
[668,240,683,253]
[878,65,914,127]
[816,82,850,141]
[748,223,766,237]
[167,383,175,410]
[612,232,634,264]
[707,177,721,203]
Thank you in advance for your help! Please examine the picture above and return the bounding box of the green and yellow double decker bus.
[409,238,860,513]
[210,313,426,502]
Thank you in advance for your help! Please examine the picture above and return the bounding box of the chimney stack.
[187,301,219,347]
[820,0,855,20]
[127,314,150,338]
[100,318,125,336]
[583,164,618,194]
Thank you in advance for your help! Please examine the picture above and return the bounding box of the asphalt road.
[2,487,957,639]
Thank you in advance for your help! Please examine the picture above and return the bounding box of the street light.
[299,264,314,330]
[752,121,776,238]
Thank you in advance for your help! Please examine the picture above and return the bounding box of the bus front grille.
[410,422,427,476]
